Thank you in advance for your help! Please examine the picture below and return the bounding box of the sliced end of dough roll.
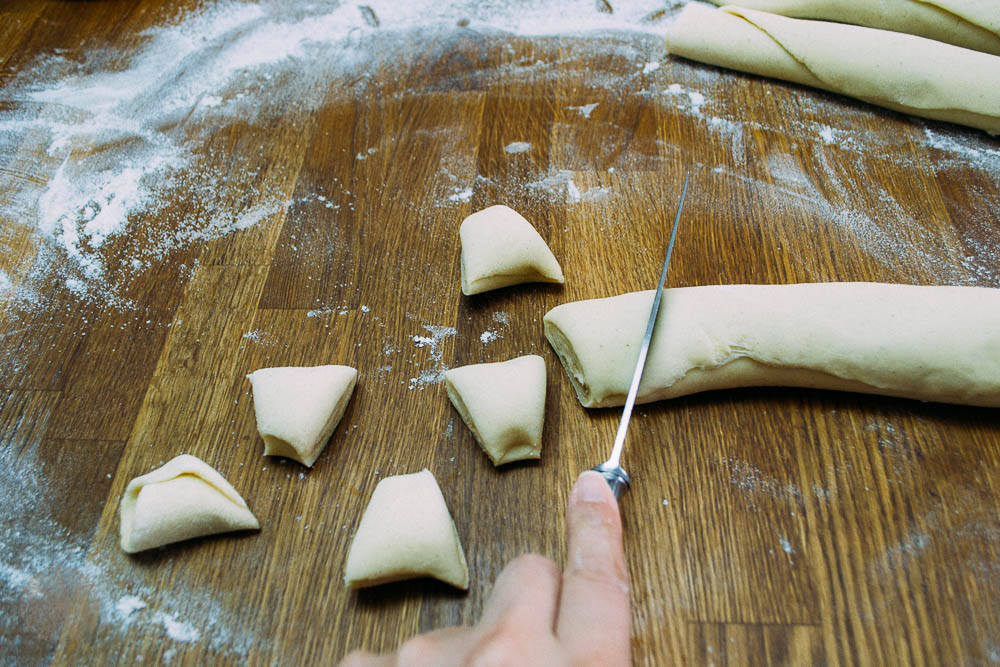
[119,454,259,554]
[344,469,469,590]
[459,205,564,295]
[542,316,598,408]
[247,364,359,467]
[444,355,546,465]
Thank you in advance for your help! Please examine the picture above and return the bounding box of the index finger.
[555,471,631,666]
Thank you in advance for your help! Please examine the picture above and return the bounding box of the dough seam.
[727,8,948,114]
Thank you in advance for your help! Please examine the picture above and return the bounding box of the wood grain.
[1,1,999,665]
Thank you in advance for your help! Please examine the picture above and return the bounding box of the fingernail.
[574,470,611,503]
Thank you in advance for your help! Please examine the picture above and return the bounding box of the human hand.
[340,470,630,667]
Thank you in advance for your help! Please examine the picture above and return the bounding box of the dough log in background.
[706,0,1000,56]
[1,1,999,665]
[666,3,1000,134]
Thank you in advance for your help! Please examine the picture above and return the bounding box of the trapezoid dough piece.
[707,0,1000,56]
[459,205,564,295]
[445,355,546,465]
[344,469,469,590]
[543,283,1000,408]
[665,4,1000,134]
[247,364,358,467]
[119,454,259,553]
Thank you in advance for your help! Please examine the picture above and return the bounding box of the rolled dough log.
[707,0,1000,56]
[665,4,1000,134]
[344,469,469,590]
[543,283,1000,408]
[445,355,546,465]
[460,205,564,295]
[119,454,259,553]
[247,365,358,467]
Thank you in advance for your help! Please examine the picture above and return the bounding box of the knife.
[592,172,690,500]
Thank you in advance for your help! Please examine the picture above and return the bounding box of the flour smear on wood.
[0,0,674,309]
[1,0,995,312]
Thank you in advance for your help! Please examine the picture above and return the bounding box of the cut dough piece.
[445,355,546,465]
[459,205,564,295]
[344,469,469,590]
[544,283,1000,408]
[665,4,1000,134]
[707,0,1000,56]
[119,454,259,553]
[247,365,358,467]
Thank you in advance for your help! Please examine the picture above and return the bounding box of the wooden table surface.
[2,1,999,664]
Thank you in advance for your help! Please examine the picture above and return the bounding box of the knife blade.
[592,172,690,500]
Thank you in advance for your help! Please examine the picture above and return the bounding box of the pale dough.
[665,4,1000,134]
[460,205,564,295]
[445,355,546,465]
[343,469,469,590]
[119,454,259,553]
[543,283,1000,408]
[247,365,358,467]
[708,0,1000,56]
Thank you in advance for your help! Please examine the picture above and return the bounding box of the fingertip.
[571,470,618,507]
[557,471,631,664]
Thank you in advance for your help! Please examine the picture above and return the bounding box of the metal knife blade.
[592,172,690,500]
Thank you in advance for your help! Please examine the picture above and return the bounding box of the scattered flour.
[408,324,457,389]
[566,178,582,203]
[115,595,148,620]
[1,0,676,312]
[721,457,803,505]
[480,329,499,344]
[1,0,995,318]
[504,141,532,154]
[779,536,795,555]
[155,612,201,643]
[448,186,474,203]
[0,423,261,661]
[663,83,707,114]
[523,169,611,205]
[567,102,599,118]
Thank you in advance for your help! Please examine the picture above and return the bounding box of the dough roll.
[707,0,1000,56]
[543,283,1000,408]
[665,4,1000,134]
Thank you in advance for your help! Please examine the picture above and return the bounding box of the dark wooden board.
[1,1,999,664]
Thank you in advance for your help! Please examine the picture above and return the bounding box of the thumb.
[555,471,630,666]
